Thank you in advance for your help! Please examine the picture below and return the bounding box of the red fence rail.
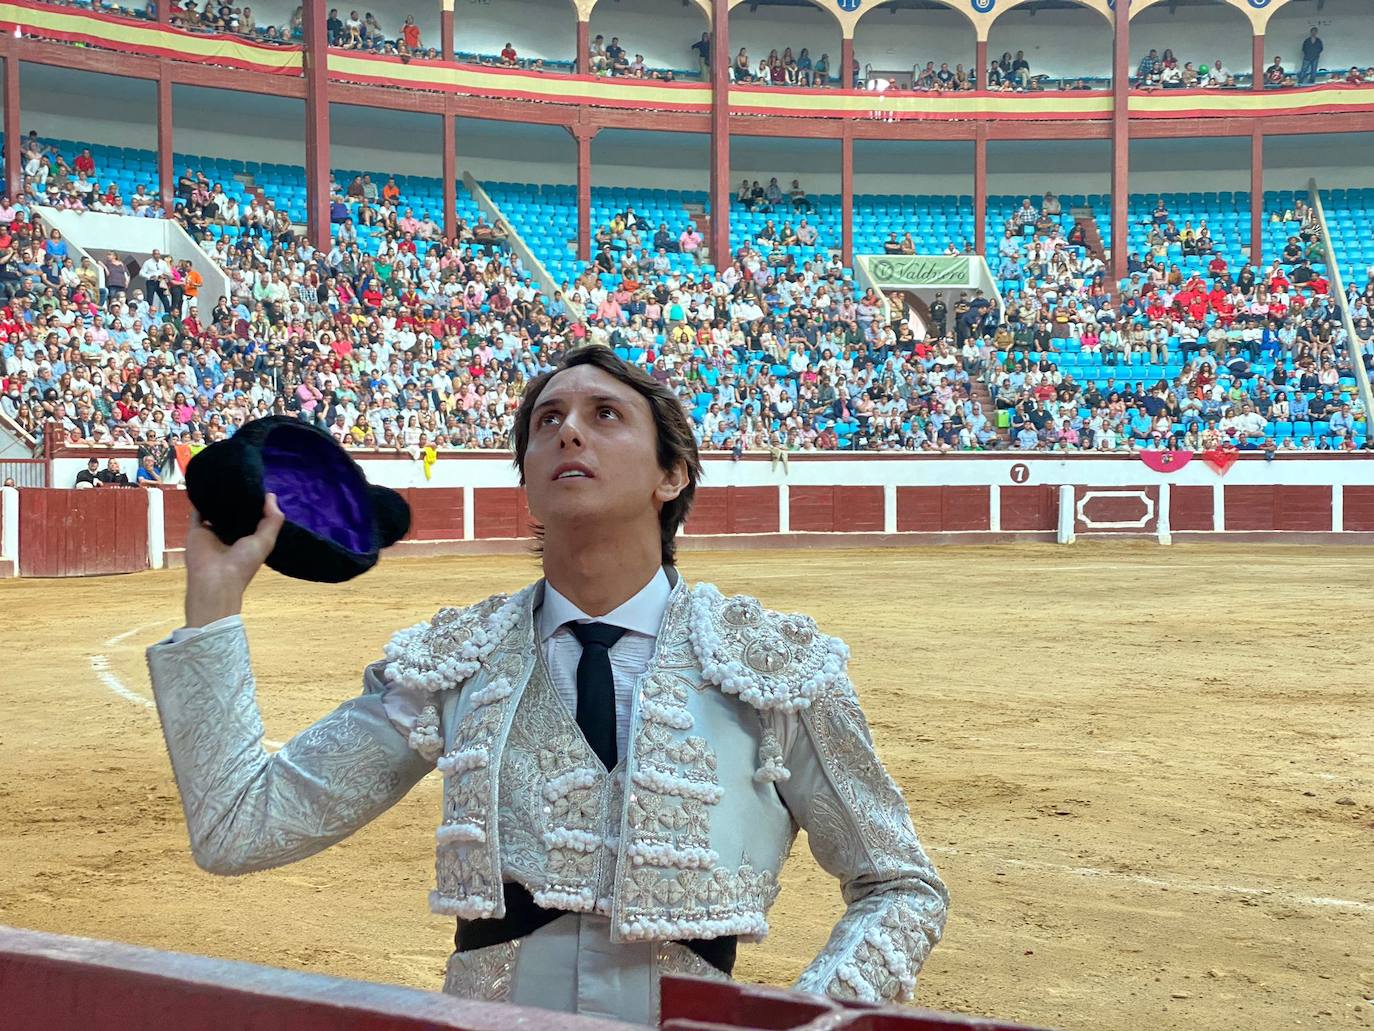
[0,925,1047,1031]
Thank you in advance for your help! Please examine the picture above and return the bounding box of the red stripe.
[2,0,301,56]
[336,48,709,92]
[1,21,299,73]
[730,102,1112,121]
[329,67,713,111]
[1133,100,1374,118]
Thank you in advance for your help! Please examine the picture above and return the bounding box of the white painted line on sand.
[928,845,1374,914]
[90,641,283,751]
[104,619,177,648]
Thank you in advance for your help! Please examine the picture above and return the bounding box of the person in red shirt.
[1207,254,1228,278]
[500,42,517,66]
[1306,273,1330,295]
[401,15,420,52]
[73,149,95,176]
[1213,295,1237,326]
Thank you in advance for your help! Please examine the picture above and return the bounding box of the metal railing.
[1308,177,1374,427]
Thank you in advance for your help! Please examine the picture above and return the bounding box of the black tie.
[568,621,627,771]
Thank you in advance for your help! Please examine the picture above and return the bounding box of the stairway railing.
[1308,177,1374,428]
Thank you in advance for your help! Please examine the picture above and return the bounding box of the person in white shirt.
[139,249,173,312]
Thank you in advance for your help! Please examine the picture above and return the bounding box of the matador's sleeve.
[146,617,434,876]
[775,662,949,1004]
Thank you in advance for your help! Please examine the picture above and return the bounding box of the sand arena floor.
[1,544,1371,1030]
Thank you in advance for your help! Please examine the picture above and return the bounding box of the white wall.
[1130,3,1255,79]
[589,0,708,73]
[1263,0,1373,73]
[242,0,442,47]
[49,453,1374,497]
[853,6,976,79]
[728,3,843,79]
[986,7,1114,81]
[449,0,578,62]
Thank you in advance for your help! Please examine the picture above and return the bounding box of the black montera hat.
[185,415,410,583]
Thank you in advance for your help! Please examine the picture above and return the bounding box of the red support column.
[1110,0,1130,283]
[442,113,457,240]
[841,36,854,88]
[973,123,987,256]
[840,129,853,267]
[976,38,987,89]
[441,6,454,62]
[156,0,169,24]
[708,0,730,265]
[1250,127,1263,267]
[571,126,595,262]
[302,0,331,253]
[3,56,20,201]
[157,73,173,215]
[576,20,590,75]
[1252,33,1264,92]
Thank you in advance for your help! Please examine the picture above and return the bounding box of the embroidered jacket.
[147,577,948,1004]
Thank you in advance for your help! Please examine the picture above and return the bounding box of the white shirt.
[537,567,671,762]
[172,568,674,763]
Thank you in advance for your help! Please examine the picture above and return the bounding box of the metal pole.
[1309,177,1374,431]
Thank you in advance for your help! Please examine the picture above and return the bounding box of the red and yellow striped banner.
[0,0,301,75]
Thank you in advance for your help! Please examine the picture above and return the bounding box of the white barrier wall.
[49,449,1374,494]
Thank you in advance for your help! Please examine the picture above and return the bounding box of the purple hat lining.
[261,425,372,554]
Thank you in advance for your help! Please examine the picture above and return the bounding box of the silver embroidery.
[146,624,430,876]
[657,942,731,982]
[789,675,948,1003]
[442,940,520,1002]
[688,583,850,714]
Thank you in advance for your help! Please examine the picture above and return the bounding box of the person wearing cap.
[144,345,946,1022]
[74,456,100,488]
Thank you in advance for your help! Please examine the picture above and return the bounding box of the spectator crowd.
[3,132,1374,476]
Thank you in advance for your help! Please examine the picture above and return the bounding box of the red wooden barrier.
[1071,486,1159,535]
[1342,485,1374,530]
[18,488,149,577]
[658,974,1049,1030]
[473,487,536,539]
[790,486,884,532]
[685,486,780,535]
[0,925,1047,1031]
[999,486,1058,532]
[896,487,990,532]
[1224,485,1332,532]
[400,487,464,541]
[0,925,626,1031]
[162,488,195,552]
[1168,485,1215,531]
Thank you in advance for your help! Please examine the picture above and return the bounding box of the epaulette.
[382,587,531,695]
[687,582,851,715]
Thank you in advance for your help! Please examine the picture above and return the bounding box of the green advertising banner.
[862,255,972,288]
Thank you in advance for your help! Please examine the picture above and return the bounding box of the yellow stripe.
[327,52,711,107]
[730,86,1113,116]
[0,2,300,70]
[1129,89,1374,114]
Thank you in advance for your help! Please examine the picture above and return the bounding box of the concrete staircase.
[683,201,710,261]
[1071,203,1108,265]
[968,375,1009,448]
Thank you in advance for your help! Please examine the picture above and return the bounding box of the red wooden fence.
[18,488,149,577]
[0,924,1047,1031]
